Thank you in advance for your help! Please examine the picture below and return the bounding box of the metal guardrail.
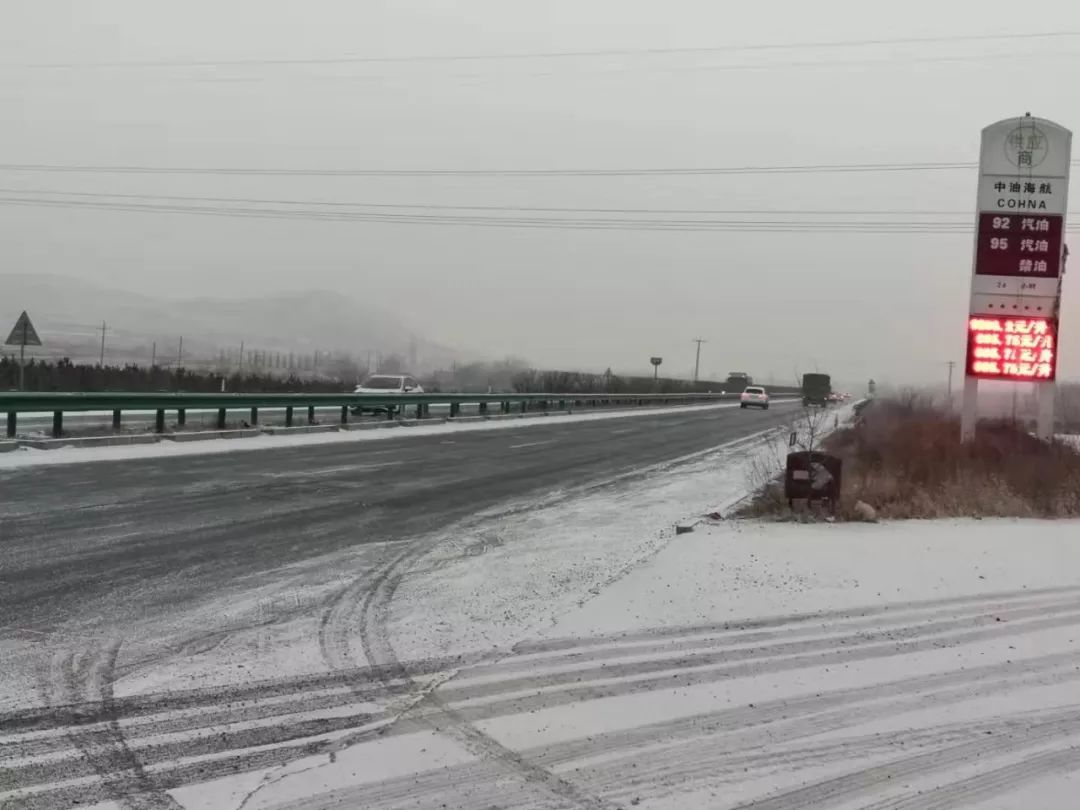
[0,390,799,438]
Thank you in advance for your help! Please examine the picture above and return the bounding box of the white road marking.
[509,440,555,450]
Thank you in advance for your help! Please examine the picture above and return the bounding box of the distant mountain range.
[0,274,461,371]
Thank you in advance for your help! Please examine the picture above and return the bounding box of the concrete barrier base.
[483,411,572,422]
[167,429,263,443]
[340,421,401,432]
[262,424,341,436]
[18,434,161,450]
[0,441,19,453]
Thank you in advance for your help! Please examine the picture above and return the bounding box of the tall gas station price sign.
[961,115,1071,441]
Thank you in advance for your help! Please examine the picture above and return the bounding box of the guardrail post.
[307,405,316,425]
[250,407,259,426]
[177,408,186,427]
[217,408,226,430]
[6,412,15,438]
[112,409,122,430]
[449,402,460,418]
[155,409,165,433]
[285,406,294,427]
[521,400,528,413]
[387,405,395,420]
[52,411,63,438]
[559,399,566,410]
[479,402,487,416]
[501,401,510,414]
[341,405,349,424]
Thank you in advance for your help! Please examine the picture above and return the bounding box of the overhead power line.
[12,49,1080,86]
[9,30,1080,69]
[3,194,1079,234]
[0,187,995,216]
[0,159,1005,177]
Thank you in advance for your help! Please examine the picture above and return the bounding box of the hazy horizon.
[4,0,1080,386]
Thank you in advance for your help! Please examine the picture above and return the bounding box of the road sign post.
[4,311,42,392]
[650,356,662,382]
[961,115,1072,441]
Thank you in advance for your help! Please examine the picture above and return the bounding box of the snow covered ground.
[5,405,1080,808]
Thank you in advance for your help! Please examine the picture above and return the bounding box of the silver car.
[740,386,770,410]
[352,375,423,414]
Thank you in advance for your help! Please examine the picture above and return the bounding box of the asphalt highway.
[0,402,798,634]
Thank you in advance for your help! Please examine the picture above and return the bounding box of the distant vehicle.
[352,374,424,414]
[802,373,832,407]
[726,372,753,389]
[740,386,769,410]
[354,374,423,395]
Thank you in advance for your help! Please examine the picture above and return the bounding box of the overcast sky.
[2,0,1080,384]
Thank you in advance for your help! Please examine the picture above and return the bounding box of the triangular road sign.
[5,311,42,347]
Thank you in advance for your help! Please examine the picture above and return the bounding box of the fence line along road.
[0,389,801,438]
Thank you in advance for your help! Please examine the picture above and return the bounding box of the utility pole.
[946,361,956,408]
[177,336,184,368]
[98,321,106,367]
[151,341,156,367]
[691,339,706,383]
[238,341,245,374]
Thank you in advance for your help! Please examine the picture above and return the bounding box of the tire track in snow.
[8,588,1080,808]
[726,711,1080,810]
[446,595,1080,698]
[510,583,1080,656]
[341,520,618,810]
[42,639,181,809]
[444,605,1080,724]
[315,654,1080,810]
[861,743,1080,809]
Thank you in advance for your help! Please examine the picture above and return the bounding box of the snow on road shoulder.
[387,427,786,663]
[387,403,857,663]
[545,518,1080,640]
[0,401,782,470]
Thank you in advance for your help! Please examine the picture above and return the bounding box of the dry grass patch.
[739,397,1080,521]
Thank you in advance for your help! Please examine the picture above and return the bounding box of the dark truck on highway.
[802,373,832,407]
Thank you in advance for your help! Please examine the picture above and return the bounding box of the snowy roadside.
[386,403,855,662]
[153,404,1080,809]
[387,424,789,663]
[16,401,1080,808]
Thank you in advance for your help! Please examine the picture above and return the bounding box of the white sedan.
[352,375,424,414]
[353,375,423,396]
[739,386,770,410]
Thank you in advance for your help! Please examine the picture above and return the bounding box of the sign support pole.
[5,312,42,391]
[960,377,978,441]
[1036,381,1055,439]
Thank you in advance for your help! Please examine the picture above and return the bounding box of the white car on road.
[740,386,769,410]
[352,375,424,414]
[353,375,423,396]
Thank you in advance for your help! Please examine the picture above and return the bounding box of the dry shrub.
[742,397,1080,521]
[831,399,1080,519]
